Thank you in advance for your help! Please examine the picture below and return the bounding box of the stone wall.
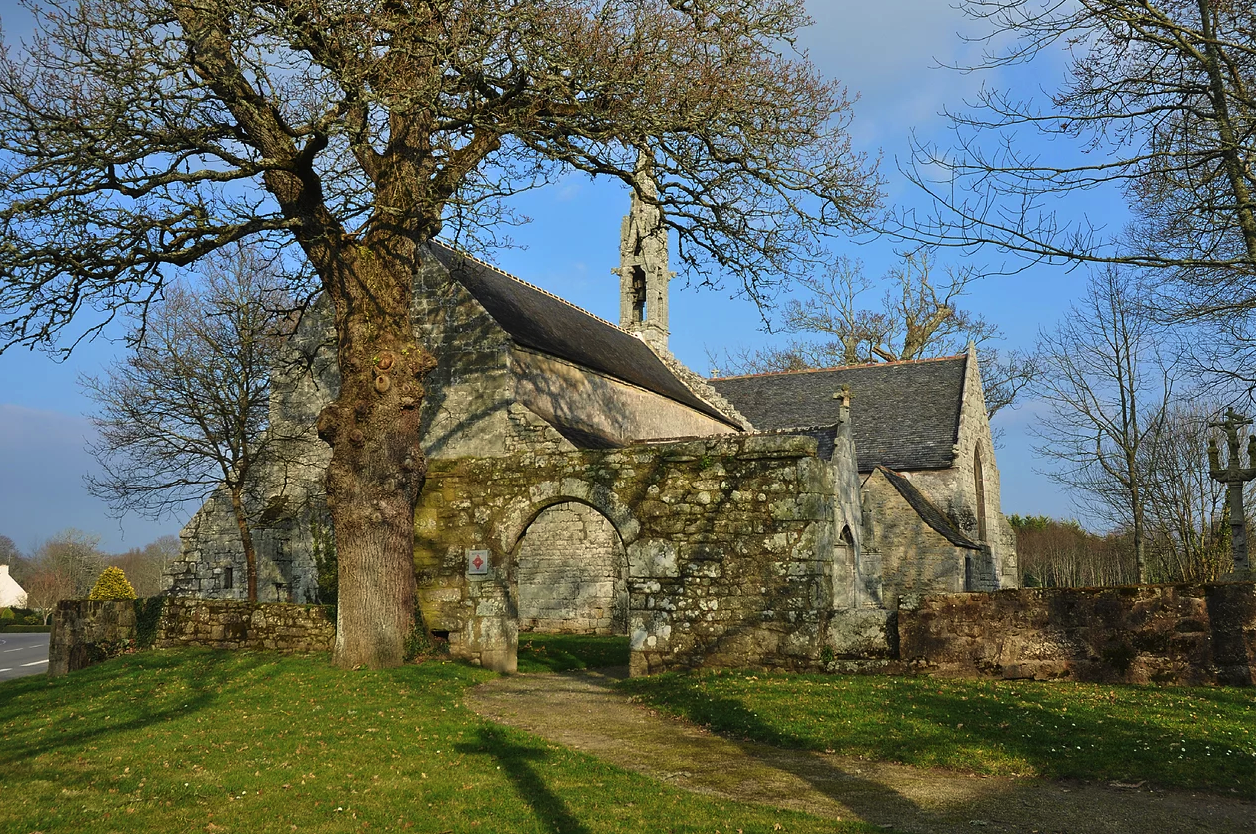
[861,469,985,601]
[411,432,854,675]
[48,599,139,676]
[516,501,627,634]
[49,598,335,676]
[898,582,1256,686]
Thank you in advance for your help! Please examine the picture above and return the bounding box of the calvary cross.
[1208,408,1256,576]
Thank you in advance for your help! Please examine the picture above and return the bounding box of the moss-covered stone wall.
[413,433,849,674]
[49,599,335,676]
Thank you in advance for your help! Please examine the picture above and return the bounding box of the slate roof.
[430,244,737,427]
[708,356,969,472]
[876,467,981,550]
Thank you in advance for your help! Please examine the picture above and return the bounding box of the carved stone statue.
[1208,408,1255,577]
[616,148,673,352]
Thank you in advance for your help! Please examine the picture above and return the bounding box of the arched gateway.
[412,433,861,675]
[514,501,628,635]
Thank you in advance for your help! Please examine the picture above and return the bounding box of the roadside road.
[0,633,49,682]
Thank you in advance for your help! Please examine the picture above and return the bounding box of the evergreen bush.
[88,566,137,600]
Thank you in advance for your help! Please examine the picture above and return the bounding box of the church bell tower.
[617,149,673,353]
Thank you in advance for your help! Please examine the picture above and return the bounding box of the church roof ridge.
[432,240,629,336]
[711,352,968,381]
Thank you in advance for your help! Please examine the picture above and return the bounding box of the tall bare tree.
[1033,267,1171,582]
[896,1,1256,308]
[82,245,295,602]
[710,252,1038,417]
[108,535,183,598]
[0,1,880,667]
[24,528,106,607]
[1138,401,1236,581]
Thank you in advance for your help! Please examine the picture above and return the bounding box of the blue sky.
[0,2,1113,554]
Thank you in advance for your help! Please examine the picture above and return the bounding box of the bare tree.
[1033,267,1171,582]
[1138,401,1235,582]
[1012,515,1137,588]
[895,1,1256,310]
[0,1,881,667]
[710,251,1038,417]
[82,246,295,601]
[22,529,107,614]
[108,535,181,598]
[0,535,27,584]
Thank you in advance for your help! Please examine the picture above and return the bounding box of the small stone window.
[224,566,233,590]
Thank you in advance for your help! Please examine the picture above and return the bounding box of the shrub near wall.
[898,582,1256,686]
[48,598,335,676]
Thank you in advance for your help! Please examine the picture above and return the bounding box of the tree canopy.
[0,0,882,667]
[895,0,1255,306]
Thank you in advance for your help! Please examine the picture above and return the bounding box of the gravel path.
[466,667,1254,834]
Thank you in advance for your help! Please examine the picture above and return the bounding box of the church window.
[224,566,233,590]
[974,447,987,541]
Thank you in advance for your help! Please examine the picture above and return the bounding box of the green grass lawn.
[0,649,878,834]
[516,633,630,673]
[619,669,1256,796]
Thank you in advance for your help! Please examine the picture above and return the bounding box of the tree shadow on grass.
[456,725,592,834]
[619,670,1256,829]
[0,648,281,772]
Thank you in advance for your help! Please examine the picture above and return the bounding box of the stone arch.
[513,500,628,635]
[497,478,639,555]
[496,480,638,637]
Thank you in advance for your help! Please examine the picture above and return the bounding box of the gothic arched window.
[974,447,987,541]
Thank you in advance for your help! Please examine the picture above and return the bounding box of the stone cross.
[1208,408,1256,576]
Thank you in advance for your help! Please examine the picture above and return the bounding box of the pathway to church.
[467,668,1253,834]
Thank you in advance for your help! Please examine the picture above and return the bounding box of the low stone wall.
[155,598,335,653]
[898,582,1256,686]
[48,599,140,676]
[49,598,335,676]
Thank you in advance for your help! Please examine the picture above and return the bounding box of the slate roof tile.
[430,243,737,427]
[708,356,968,471]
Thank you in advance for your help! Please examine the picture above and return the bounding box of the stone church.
[167,173,1017,670]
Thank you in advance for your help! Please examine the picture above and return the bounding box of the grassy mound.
[619,670,1256,796]
[0,650,876,834]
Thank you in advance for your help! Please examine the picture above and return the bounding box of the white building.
[0,565,27,608]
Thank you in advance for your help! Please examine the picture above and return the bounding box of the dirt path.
[466,668,1254,834]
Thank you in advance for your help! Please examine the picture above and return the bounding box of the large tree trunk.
[315,243,437,669]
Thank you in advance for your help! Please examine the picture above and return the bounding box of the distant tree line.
[0,530,176,621]
[1011,507,1234,589]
